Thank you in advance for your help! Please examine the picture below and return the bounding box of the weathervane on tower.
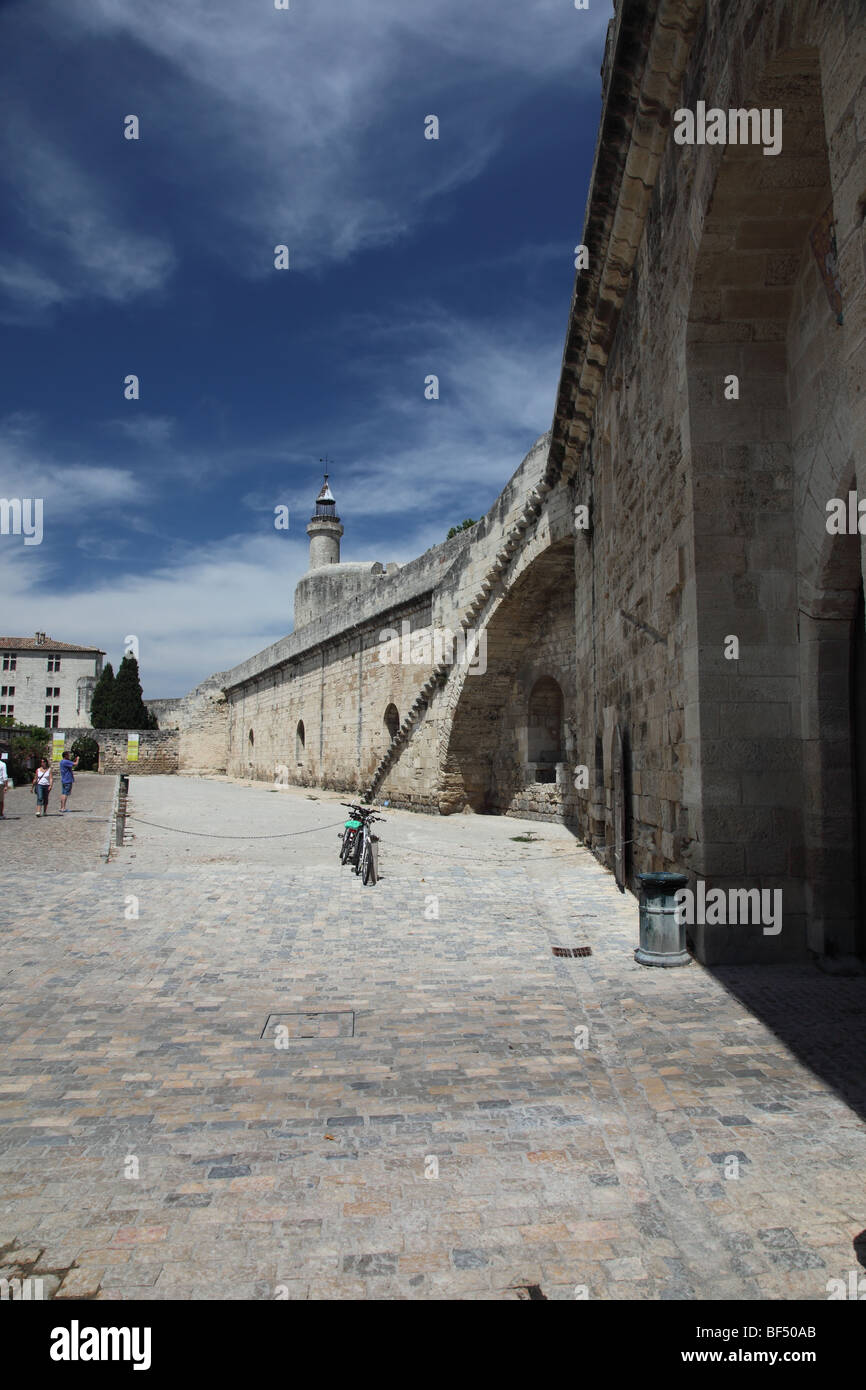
[307,459,343,569]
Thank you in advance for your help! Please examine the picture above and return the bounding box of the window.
[2,654,16,671]
[295,720,305,763]
[47,654,61,672]
[46,686,60,698]
[44,705,59,729]
[0,705,13,717]
[1,686,13,697]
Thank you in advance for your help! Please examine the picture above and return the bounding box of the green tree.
[0,718,49,785]
[71,735,99,771]
[90,662,116,728]
[112,654,157,730]
[446,518,477,540]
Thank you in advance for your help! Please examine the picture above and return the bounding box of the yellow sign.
[52,733,65,762]
[127,733,140,763]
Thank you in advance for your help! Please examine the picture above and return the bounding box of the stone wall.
[61,727,179,775]
[174,677,230,775]
[216,434,552,806]
[225,596,438,792]
[550,0,866,962]
[145,698,182,728]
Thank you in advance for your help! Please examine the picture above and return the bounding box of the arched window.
[528,677,563,779]
[295,720,305,763]
[384,703,400,742]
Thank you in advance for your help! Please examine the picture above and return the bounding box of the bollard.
[635,872,691,967]
[115,779,128,846]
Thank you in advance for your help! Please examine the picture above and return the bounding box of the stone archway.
[438,540,576,818]
[684,43,858,962]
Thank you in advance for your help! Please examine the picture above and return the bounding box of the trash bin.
[635,872,691,967]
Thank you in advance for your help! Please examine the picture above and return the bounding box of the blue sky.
[0,0,612,696]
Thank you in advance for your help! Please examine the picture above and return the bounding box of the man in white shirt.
[0,754,8,819]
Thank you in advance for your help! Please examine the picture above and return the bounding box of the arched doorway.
[383,703,400,743]
[684,44,858,961]
[527,676,563,783]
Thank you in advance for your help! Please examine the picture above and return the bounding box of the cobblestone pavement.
[1,775,865,1301]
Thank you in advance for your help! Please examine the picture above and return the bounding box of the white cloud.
[300,305,561,524]
[0,417,145,512]
[108,415,176,448]
[2,0,611,309]
[0,529,305,696]
[0,260,68,316]
[0,122,175,315]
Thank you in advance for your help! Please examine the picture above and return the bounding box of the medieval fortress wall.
[554,0,865,963]
[169,0,866,965]
[174,433,559,805]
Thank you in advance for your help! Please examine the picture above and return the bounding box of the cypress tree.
[112,654,154,730]
[89,662,116,728]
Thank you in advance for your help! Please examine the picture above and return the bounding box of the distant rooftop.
[0,633,105,653]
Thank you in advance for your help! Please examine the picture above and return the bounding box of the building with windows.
[0,634,105,729]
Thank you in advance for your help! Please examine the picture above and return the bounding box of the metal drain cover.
[261,1011,355,1040]
[552,946,592,958]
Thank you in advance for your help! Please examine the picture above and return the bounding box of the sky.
[0,0,613,697]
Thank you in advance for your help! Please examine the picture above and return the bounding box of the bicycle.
[338,803,366,866]
[355,809,384,886]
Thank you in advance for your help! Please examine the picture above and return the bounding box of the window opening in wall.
[384,703,400,742]
[527,676,564,782]
[296,720,305,763]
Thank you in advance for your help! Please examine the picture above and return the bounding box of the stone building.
[0,633,104,728]
[175,0,866,967]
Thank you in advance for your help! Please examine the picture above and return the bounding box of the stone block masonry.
[61,727,179,775]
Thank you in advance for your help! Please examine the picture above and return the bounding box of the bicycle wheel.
[362,840,374,885]
[340,830,353,865]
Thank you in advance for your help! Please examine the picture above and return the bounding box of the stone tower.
[306,475,343,569]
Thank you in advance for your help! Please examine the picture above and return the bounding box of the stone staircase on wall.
[367,461,564,801]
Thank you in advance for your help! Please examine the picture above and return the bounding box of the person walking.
[59,750,79,814]
[33,757,52,817]
[0,753,8,818]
